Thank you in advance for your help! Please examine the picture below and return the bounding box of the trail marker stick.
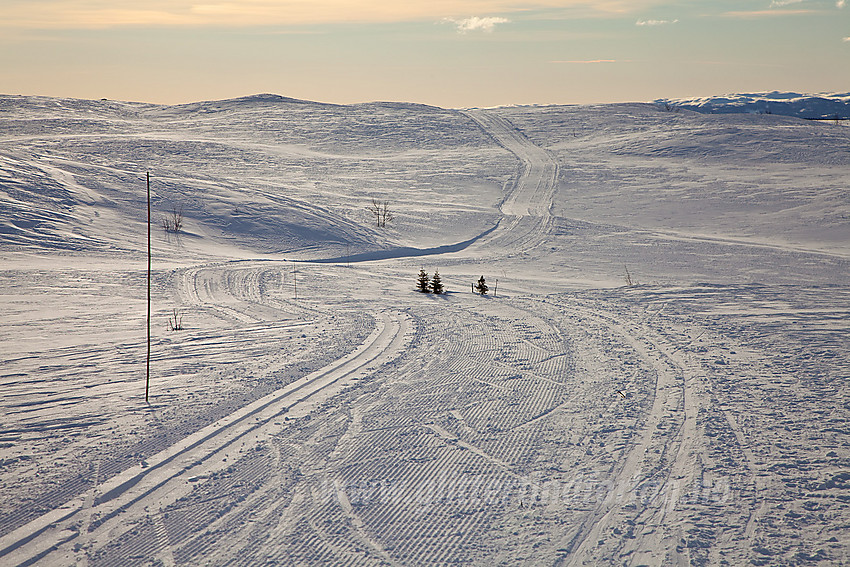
[146,172,151,403]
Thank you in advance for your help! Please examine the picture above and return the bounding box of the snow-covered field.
[1,93,848,566]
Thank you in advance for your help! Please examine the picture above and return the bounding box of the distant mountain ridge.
[655,92,850,120]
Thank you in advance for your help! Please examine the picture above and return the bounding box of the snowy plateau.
[656,92,850,121]
[0,92,848,566]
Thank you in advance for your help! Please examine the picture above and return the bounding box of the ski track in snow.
[463,109,558,256]
[0,288,411,566]
[1,96,848,566]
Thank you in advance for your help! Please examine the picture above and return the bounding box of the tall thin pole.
[146,172,151,403]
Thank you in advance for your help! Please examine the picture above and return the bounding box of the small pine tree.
[417,268,431,293]
[431,270,444,294]
[475,275,488,295]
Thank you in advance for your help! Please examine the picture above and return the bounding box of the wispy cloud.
[447,16,510,33]
[635,18,678,26]
[838,0,846,7]
[843,36,850,41]
[769,0,804,7]
[551,59,619,63]
[721,9,816,18]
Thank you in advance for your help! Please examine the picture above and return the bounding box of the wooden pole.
[146,172,151,403]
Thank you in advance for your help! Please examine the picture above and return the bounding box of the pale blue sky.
[1,1,847,106]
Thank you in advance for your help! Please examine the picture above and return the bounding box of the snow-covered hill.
[1,94,848,566]
[655,91,850,120]
[0,93,512,259]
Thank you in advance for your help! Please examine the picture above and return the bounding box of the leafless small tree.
[161,204,184,233]
[366,198,393,228]
[167,308,184,331]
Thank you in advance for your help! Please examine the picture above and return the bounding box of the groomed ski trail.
[463,109,559,255]
[0,310,410,567]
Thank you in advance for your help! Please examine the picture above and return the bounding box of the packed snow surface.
[1,93,848,566]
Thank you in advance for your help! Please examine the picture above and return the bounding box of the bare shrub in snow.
[167,308,184,331]
[624,265,634,286]
[367,198,393,228]
[161,204,184,233]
